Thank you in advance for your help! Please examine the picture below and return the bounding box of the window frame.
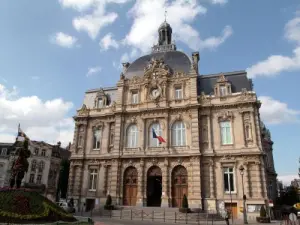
[29,174,35,183]
[171,121,186,146]
[92,127,102,150]
[174,86,183,100]
[36,175,42,184]
[223,167,236,194]
[1,148,7,156]
[219,85,227,96]
[126,124,139,148]
[131,90,139,104]
[89,169,98,191]
[220,121,233,145]
[149,123,163,147]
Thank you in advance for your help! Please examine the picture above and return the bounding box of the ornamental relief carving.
[143,58,171,76]
[88,159,101,165]
[217,110,234,122]
[91,119,104,128]
[220,155,236,162]
[78,104,90,116]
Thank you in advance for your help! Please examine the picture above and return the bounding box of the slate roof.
[124,51,192,79]
[197,70,253,95]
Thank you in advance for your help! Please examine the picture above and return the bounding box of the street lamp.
[239,165,248,224]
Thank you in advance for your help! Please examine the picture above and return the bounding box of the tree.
[182,194,189,209]
[276,186,299,206]
[56,159,70,201]
[260,205,266,217]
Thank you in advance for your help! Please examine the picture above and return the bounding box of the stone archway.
[123,166,138,206]
[147,166,162,207]
[171,165,188,207]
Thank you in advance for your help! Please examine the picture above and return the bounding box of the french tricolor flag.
[152,128,166,144]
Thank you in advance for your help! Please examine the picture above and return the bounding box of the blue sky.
[0,0,299,184]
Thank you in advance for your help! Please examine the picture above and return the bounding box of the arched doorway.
[123,166,138,206]
[172,165,188,207]
[147,166,162,207]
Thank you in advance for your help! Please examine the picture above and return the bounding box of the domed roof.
[159,21,172,31]
[124,51,192,79]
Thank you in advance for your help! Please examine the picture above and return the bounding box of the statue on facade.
[9,139,31,188]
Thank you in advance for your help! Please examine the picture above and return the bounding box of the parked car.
[56,201,76,213]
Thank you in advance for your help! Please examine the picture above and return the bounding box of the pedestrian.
[224,209,230,225]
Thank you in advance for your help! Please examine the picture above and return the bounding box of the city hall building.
[68,21,277,218]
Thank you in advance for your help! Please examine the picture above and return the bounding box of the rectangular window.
[220,85,227,96]
[131,91,139,104]
[175,87,183,99]
[89,169,98,191]
[36,175,42,184]
[93,129,102,149]
[41,149,46,156]
[1,148,7,155]
[223,167,235,193]
[34,148,39,155]
[29,174,35,183]
[220,121,233,145]
[98,98,103,108]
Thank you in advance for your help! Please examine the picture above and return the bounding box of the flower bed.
[0,187,77,224]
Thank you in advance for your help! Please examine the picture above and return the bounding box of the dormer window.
[214,74,232,97]
[98,98,103,108]
[220,85,227,96]
[94,88,108,108]
[175,86,183,99]
[131,90,139,104]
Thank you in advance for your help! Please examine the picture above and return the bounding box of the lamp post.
[239,165,248,224]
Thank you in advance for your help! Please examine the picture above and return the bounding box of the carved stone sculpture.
[9,139,31,188]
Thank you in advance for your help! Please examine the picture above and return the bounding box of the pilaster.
[209,161,215,198]
[136,159,145,206]
[161,158,169,207]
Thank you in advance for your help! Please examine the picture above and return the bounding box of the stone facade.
[0,143,13,187]
[68,21,277,219]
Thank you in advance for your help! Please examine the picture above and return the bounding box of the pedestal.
[161,197,169,207]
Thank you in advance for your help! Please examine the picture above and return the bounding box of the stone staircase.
[101,206,224,223]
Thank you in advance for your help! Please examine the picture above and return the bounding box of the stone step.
[101,209,224,221]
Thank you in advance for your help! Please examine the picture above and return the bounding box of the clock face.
[151,89,160,98]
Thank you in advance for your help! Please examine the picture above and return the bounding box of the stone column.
[256,162,263,198]
[207,115,212,151]
[161,158,169,207]
[189,157,202,209]
[68,165,74,197]
[102,123,110,154]
[209,161,215,198]
[81,164,89,195]
[244,163,250,198]
[102,165,108,196]
[136,159,145,206]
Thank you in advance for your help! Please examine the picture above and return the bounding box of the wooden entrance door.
[172,165,188,207]
[225,203,238,219]
[123,167,138,206]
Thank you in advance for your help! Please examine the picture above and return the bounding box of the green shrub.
[260,205,267,217]
[181,194,189,209]
[105,194,112,206]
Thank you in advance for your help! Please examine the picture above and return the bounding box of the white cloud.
[59,0,131,39]
[209,0,228,5]
[277,174,299,186]
[99,33,119,51]
[58,0,94,11]
[0,84,74,147]
[123,0,232,53]
[86,66,102,77]
[51,32,78,48]
[247,13,300,78]
[259,96,300,124]
[73,12,118,39]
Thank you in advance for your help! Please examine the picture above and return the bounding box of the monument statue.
[9,139,31,188]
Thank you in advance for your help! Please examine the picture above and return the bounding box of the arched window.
[171,121,186,146]
[31,160,37,171]
[149,123,162,147]
[127,124,138,148]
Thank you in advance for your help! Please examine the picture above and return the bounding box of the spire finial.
[164,8,167,22]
